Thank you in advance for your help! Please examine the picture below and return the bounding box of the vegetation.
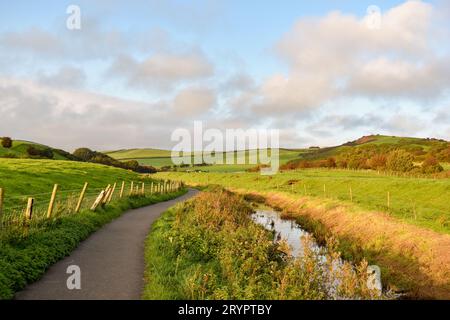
[106,148,303,171]
[156,170,450,234]
[73,148,156,174]
[143,190,379,300]
[281,135,449,174]
[1,137,12,149]
[0,139,72,160]
[155,171,450,298]
[0,189,187,300]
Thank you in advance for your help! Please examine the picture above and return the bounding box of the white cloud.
[109,50,214,91]
[38,66,86,88]
[243,0,449,117]
[172,87,216,116]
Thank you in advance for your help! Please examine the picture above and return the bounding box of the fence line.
[0,179,185,231]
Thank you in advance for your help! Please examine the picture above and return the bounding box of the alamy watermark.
[66,5,81,30]
[66,265,81,290]
[171,122,280,175]
[366,5,382,30]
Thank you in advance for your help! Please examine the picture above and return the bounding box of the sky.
[0,0,449,151]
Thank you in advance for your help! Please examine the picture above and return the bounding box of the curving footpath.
[15,189,199,300]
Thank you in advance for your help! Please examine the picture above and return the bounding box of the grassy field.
[106,148,303,170]
[155,169,450,234]
[0,158,146,215]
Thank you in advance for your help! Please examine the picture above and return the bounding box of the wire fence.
[0,179,184,235]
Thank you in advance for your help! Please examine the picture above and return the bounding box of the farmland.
[106,148,303,170]
[155,169,450,234]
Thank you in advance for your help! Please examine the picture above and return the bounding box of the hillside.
[104,148,174,160]
[0,138,74,160]
[105,148,303,170]
[294,135,450,162]
[0,158,143,212]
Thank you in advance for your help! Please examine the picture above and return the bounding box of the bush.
[1,137,12,148]
[421,156,444,174]
[26,146,54,159]
[386,150,415,172]
[72,148,156,174]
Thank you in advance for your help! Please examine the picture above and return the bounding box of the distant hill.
[104,148,174,160]
[298,135,449,161]
[0,138,75,160]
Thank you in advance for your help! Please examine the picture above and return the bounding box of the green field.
[106,148,303,170]
[0,158,146,216]
[156,169,450,234]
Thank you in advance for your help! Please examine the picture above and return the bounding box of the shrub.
[386,150,415,172]
[26,146,54,159]
[367,154,387,170]
[1,137,12,148]
[421,156,444,174]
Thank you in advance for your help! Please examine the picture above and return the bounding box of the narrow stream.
[251,208,386,298]
[251,209,317,258]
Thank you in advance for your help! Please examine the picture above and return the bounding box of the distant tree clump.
[26,146,54,159]
[1,137,12,148]
[72,148,157,174]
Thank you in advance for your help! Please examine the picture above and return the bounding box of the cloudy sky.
[0,0,449,151]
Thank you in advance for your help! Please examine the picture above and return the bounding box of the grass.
[107,148,302,170]
[0,189,187,300]
[143,190,379,300]
[0,158,144,212]
[0,139,70,160]
[155,169,450,234]
[154,170,450,298]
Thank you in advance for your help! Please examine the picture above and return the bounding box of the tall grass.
[143,190,381,300]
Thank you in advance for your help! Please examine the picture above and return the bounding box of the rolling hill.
[0,138,74,160]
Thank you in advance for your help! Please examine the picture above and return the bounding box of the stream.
[251,209,317,258]
[251,208,385,298]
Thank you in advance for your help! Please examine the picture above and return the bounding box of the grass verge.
[0,189,187,300]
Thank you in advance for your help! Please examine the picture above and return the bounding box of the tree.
[1,137,12,148]
[73,148,95,161]
[386,150,414,172]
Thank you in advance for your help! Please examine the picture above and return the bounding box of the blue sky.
[0,0,448,150]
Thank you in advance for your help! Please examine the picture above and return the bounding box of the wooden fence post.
[141,183,145,196]
[91,190,105,211]
[75,182,88,213]
[387,191,390,209]
[323,184,326,197]
[47,184,59,218]
[25,198,34,221]
[129,182,134,196]
[0,188,4,223]
[102,185,111,205]
[349,186,353,202]
[150,182,154,195]
[119,181,125,198]
[108,183,117,203]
